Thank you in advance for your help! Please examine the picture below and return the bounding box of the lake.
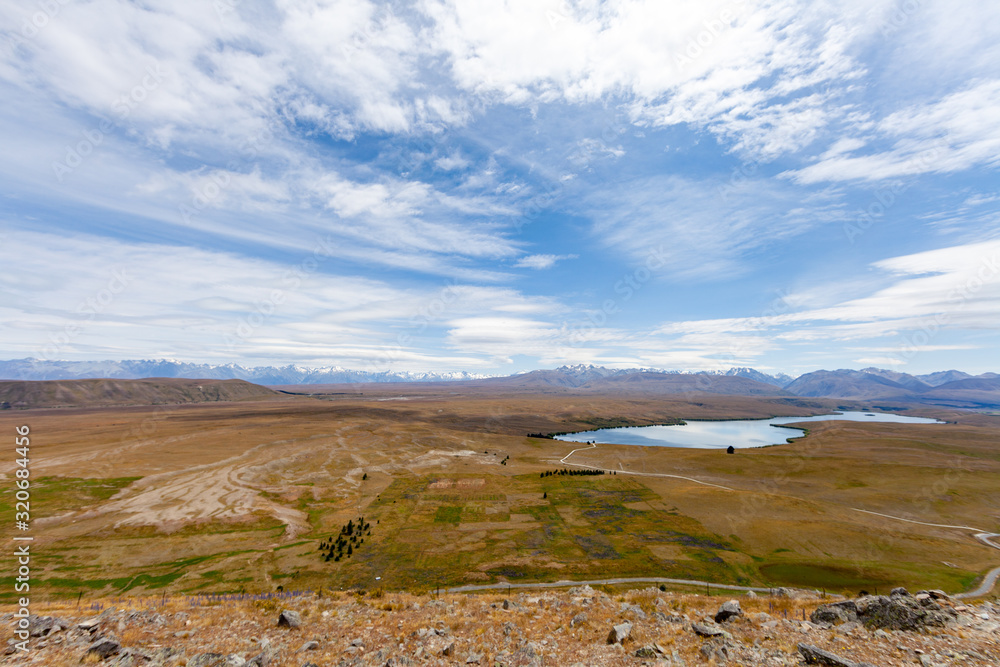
[552,411,945,450]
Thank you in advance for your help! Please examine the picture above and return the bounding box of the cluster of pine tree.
[526,432,555,439]
[500,455,510,466]
[539,468,605,477]
[318,516,372,562]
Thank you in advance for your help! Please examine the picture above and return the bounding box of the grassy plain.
[1,388,997,602]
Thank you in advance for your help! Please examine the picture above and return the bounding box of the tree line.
[318,516,374,562]
[539,468,606,477]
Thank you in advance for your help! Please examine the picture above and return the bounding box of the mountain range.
[0,358,489,385]
[1,359,997,407]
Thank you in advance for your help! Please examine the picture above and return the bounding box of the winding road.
[850,509,1000,599]
[553,442,1000,599]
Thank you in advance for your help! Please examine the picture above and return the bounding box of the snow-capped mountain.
[0,358,492,384]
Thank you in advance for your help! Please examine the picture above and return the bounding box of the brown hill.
[908,377,1000,409]
[577,371,789,395]
[783,369,916,399]
[0,378,278,410]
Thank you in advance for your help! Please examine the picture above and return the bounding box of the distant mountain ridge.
[0,360,996,406]
[0,358,491,385]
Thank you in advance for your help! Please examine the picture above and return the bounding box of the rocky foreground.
[2,586,998,666]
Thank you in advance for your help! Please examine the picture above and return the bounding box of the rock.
[700,641,729,662]
[26,615,66,637]
[277,609,302,628]
[745,590,758,599]
[79,618,102,633]
[298,640,320,651]
[811,600,859,625]
[570,612,587,627]
[513,641,542,666]
[835,621,861,635]
[85,637,122,661]
[149,647,183,663]
[890,587,910,597]
[797,643,857,666]
[187,654,246,667]
[634,646,658,658]
[714,599,742,623]
[246,644,277,667]
[606,621,632,644]
[691,622,724,637]
[621,603,647,620]
[442,642,455,656]
[465,652,483,664]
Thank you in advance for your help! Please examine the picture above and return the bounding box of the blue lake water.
[552,411,945,449]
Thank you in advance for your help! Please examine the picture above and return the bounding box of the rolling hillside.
[0,378,279,410]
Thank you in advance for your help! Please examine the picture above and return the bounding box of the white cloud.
[786,80,1000,183]
[648,240,1000,354]
[513,254,576,270]
[584,175,845,280]
[0,231,560,368]
[435,151,470,171]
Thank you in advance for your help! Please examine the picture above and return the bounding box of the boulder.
[606,621,632,644]
[700,641,729,663]
[691,622,724,637]
[85,637,122,661]
[798,643,857,666]
[714,599,742,623]
[813,592,956,631]
[811,600,859,625]
[188,654,225,667]
[78,618,102,633]
[277,610,302,628]
[857,595,953,631]
[634,646,658,658]
[27,615,67,637]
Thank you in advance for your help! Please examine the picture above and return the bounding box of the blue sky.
[1,0,999,376]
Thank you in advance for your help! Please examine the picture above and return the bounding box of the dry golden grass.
[0,389,997,603]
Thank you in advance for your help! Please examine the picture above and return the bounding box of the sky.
[1,0,999,377]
